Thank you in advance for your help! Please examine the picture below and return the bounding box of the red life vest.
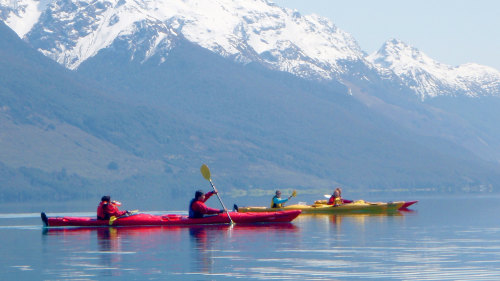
[97,201,107,220]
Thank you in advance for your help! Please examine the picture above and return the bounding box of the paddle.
[109,209,138,226]
[200,164,234,225]
[282,190,297,203]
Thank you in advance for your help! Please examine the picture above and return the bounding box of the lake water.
[1,194,500,280]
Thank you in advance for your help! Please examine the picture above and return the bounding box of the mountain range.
[1,0,500,204]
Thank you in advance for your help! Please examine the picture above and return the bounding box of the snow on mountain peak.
[0,0,51,37]
[368,39,500,99]
[369,39,437,72]
[1,0,365,79]
[2,0,498,100]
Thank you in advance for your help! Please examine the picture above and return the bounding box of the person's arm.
[106,204,127,217]
[328,196,335,205]
[273,197,289,205]
[192,201,222,215]
[202,191,216,202]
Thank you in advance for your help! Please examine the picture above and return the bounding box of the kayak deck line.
[40,210,301,228]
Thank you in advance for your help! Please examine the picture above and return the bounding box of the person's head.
[275,190,281,197]
[101,195,111,202]
[334,187,342,197]
[195,190,205,201]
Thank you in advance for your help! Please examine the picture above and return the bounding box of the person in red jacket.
[189,189,225,218]
[97,196,128,220]
[328,187,343,206]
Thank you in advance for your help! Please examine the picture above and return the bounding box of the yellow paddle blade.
[130,210,139,214]
[200,164,211,181]
[109,216,117,226]
[292,190,297,197]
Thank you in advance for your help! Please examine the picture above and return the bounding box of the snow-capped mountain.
[0,0,50,37]
[368,39,500,100]
[1,0,500,99]
[1,0,364,80]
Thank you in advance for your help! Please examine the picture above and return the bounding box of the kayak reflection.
[42,223,299,277]
[96,228,127,276]
[43,226,176,277]
[189,226,219,273]
[302,211,413,228]
[187,223,299,273]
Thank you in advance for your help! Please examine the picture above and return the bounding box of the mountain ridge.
[2,0,498,101]
[368,38,500,100]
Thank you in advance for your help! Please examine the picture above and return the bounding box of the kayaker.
[189,189,225,218]
[271,190,293,208]
[97,196,129,220]
[328,187,342,206]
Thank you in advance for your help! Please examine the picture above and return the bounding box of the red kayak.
[41,210,301,227]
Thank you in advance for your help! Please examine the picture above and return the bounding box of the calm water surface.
[1,195,500,280]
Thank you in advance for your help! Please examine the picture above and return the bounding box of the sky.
[273,0,500,71]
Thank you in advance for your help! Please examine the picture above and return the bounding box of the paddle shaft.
[208,179,233,224]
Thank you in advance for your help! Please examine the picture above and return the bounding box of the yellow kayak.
[237,200,406,214]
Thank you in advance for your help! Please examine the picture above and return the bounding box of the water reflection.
[187,223,299,274]
[301,211,408,226]
[43,227,135,277]
[189,226,219,273]
[9,196,500,280]
[334,211,407,225]
[96,228,121,276]
[42,223,299,278]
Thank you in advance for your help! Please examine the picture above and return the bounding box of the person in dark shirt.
[189,189,225,218]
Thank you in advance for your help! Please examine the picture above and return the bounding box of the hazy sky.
[273,0,500,71]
